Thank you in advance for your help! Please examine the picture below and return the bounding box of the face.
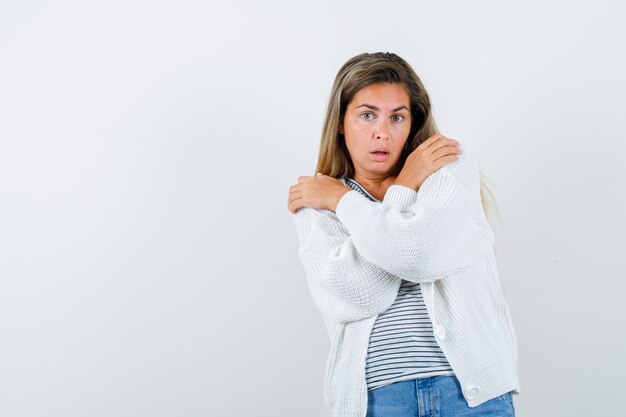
[341,82,411,180]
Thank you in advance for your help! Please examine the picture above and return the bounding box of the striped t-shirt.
[339,178,455,391]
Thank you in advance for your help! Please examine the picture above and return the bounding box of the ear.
[338,122,344,134]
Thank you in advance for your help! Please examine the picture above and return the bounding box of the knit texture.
[293,143,521,417]
[340,178,455,390]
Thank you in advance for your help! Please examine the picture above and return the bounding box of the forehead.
[349,83,410,108]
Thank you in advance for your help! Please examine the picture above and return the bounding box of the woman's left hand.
[288,174,351,214]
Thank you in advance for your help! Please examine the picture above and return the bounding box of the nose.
[374,119,390,140]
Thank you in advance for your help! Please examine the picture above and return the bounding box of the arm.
[334,145,495,282]
[293,206,402,323]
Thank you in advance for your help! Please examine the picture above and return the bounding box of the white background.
[1,1,625,416]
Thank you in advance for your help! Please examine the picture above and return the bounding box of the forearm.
[294,207,402,323]
[334,151,494,282]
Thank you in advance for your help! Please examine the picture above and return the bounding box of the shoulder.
[440,141,479,177]
[429,140,482,195]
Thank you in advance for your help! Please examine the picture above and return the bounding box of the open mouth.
[370,151,390,161]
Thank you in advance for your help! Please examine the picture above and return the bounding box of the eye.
[392,114,405,122]
[360,112,374,121]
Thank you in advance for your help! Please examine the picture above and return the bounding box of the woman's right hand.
[394,134,462,191]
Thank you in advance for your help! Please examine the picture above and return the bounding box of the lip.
[370,150,390,162]
[371,147,390,153]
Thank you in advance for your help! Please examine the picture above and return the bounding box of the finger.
[424,135,461,151]
[433,154,460,170]
[430,138,461,155]
[290,183,305,192]
[288,197,296,212]
[415,135,445,154]
[288,187,303,201]
[288,189,303,203]
[422,134,448,148]
[431,143,462,159]
[298,176,314,184]
[288,196,304,213]
[443,137,460,146]
[317,173,334,180]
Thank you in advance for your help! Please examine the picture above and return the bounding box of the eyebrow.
[354,103,409,112]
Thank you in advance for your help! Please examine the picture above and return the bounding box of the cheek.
[346,121,369,137]
[394,122,411,135]
[344,128,370,151]
[345,139,365,160]
[392,127,410,146]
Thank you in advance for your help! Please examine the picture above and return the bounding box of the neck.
[352,173,397,201]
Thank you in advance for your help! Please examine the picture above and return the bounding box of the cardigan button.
[465,386,480,399]
[435,325,446,340]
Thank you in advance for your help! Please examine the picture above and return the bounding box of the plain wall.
[1,1,625,416]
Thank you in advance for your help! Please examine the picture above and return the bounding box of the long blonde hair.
[315,52,499,224]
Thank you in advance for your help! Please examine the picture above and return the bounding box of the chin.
[368,167,396,177]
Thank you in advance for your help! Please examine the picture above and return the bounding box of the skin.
[288,82,462,214]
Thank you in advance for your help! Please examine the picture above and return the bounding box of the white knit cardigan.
[293,143,521,417]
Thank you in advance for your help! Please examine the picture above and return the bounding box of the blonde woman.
[287,52,520,417]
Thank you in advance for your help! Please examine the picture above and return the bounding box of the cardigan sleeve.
[293,206,402,323]
[334,144,495,282]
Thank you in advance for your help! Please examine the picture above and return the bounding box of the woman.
[287,52,520,417]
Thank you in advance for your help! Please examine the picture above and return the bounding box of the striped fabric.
[340,178,455,390]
